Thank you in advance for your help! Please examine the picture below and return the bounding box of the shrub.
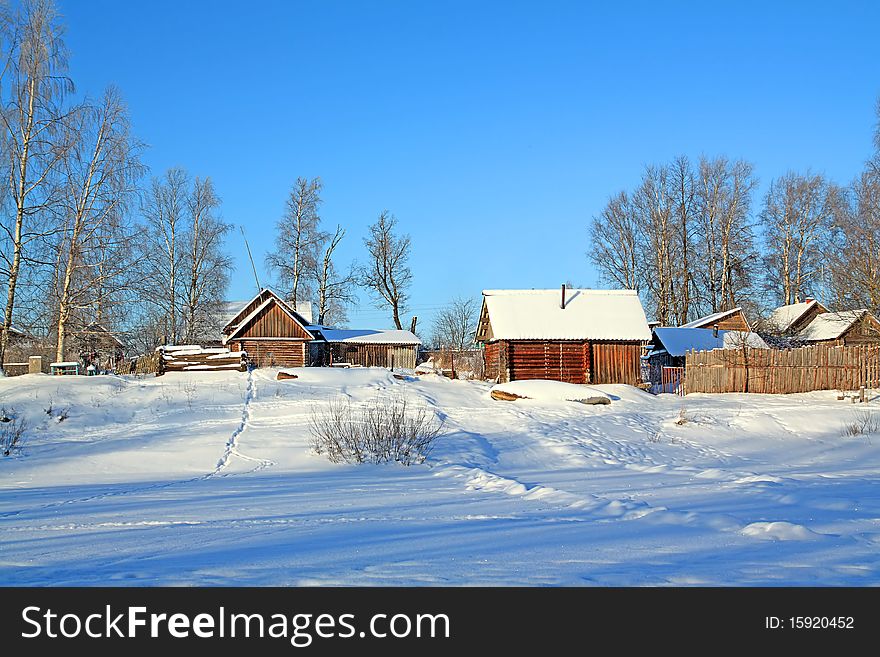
[1,408,27,456]
[842,408,879,440]
[310,395,445,465]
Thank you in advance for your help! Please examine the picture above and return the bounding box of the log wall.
[237,339,307,367]
[506,340,590,384]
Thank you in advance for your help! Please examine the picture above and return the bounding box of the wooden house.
[73,323,126,372]
[795,310,880,346]
[475,287,651,385]
[308,328,421,368]
[222,289,313,367]
[680,307,750,331]
[767,298,829,335]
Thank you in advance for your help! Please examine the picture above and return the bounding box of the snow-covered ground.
[2,367,880,586]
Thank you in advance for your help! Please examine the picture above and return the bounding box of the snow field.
[2,367,880,585]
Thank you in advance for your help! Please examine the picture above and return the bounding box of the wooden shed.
[795,310,880,346]
[476,287,651,385]
[222,289,313,367]
[308,328,421,369]
[680,307,750,331]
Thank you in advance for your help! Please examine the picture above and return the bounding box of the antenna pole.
[240,226,261,294]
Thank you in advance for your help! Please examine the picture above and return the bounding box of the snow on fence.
[684,344,880,394]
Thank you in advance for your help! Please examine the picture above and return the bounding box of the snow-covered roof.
[796,310,871,342]
[768,300,821,332]
[681,307,746,329]
[316,328,421,345]
[481,289,651,341]
[2,324,26,337]
[650,328,768,357]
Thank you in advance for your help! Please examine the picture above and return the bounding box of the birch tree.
[0,0,72,368]
[181,177,231,342]
[312,224,355,326]
[588,191,641,291]
[267,176,322,307]
[360,211,412,330]
[761,172,836,306]
[52,87,143,361]
[139,168,188,344]
[695,157,758,314]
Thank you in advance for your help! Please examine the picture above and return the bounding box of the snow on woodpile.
[796,310,867,342]
[481,289,650,341]
[491,379,611,403]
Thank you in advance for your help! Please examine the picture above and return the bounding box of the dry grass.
[310,395,445,466]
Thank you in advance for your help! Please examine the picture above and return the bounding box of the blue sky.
[59,0,880,329]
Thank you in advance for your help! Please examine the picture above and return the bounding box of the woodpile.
[158,347,247,374]
[276,371,299,380]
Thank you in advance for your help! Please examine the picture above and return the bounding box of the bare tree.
[0,0,73,369]
[588,191,641,291]
[828,170,880,314]
[359,211,412,330]
[267,176,322,307]
[312,224,355,326]
[52,87,143,362]
[139,168,189,344]
[695,157,758,313]
[669,156,697,324]
[431,296,477,350]
[182,177,232,342]
[761,172,836,306]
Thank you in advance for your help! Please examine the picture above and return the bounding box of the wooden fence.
[684,344,880,394]
[660,366,685,395]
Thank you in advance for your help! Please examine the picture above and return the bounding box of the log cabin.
[795,310,880,346]
[680,307,750,331]
[476,287,651,385]
[222,289,314,367]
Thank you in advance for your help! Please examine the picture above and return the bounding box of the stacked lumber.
[157,346,247,374]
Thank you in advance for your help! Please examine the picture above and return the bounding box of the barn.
[680,307,750,331]
[796,310,880,346]
[222,289,313,367]
[308,328,421,368]
[476,287,651,385]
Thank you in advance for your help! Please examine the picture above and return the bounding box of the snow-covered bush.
[309,396,445,466]
[1,408,27,456]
